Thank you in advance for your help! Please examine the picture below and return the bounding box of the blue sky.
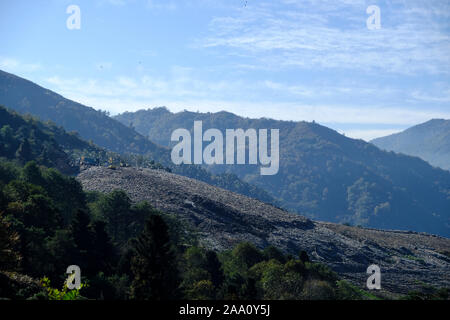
[1,0,449,141]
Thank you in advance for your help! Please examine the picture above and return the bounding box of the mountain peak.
[371,119,450,171]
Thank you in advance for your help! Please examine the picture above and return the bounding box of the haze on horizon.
[1,0,449,141]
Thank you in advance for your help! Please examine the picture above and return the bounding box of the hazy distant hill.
[115,108,450,237]
[371,119,450,171]
[0,70,275,204]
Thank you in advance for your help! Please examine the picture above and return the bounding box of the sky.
[0,0,449,141]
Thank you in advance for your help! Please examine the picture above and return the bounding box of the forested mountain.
[0,70,166,160]
[0,70,275,204]
[371,119,450,171]
[0,105,106,174]
[115,108,450,237]
[0,106,74,174]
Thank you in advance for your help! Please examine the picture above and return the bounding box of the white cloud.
[0,57,41,73]
[200,0,450,75]
[40,74,449,126]
[41,70,450,125]
[411,89,450,103]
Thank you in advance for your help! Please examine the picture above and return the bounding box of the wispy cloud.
[411,88,450,103]
[201,0,450,75]
[43,73,450,123]
[0,57,41,73]
[43,70,249,111]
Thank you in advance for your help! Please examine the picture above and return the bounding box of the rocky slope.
[77,166,450,295]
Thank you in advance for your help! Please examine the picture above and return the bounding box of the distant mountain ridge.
[115,107,450,237]
[371,119,450,171]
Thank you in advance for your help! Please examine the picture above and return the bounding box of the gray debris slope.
[77,166,450,295]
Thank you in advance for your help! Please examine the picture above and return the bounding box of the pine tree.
[205,250,224,289]
[70,209,95,276]
[98,190,131,244]
[91,220,116,275]
[130,215,179,300]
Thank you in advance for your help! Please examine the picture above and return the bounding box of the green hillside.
[0,105,89,174]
